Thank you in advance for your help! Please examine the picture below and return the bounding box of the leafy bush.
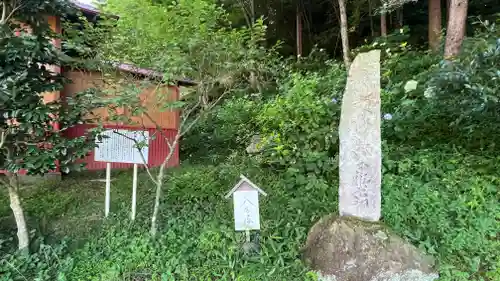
[424,24,500,139]
[1,148,498,280]
[378,19,500,150]
[383,146,500,280]
[254,64,346,184]
[181,97,263,163]
[0,239,73,281]
[52,155,327,281]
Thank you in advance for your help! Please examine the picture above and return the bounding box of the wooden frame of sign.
[225,175,267,241]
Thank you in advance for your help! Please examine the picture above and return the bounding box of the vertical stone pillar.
[338,50,381,222]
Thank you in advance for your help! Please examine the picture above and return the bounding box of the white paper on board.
[233,190,260,231]
[94,129,149,164]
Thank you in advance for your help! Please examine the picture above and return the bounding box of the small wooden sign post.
[225,175,267,242]
[94,129,149,219]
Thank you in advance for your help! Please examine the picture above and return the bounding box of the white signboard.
[94,129,149,164]
[233,190,260,231]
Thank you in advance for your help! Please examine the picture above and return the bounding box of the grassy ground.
[0,170,129,247]
[0,149,499,281]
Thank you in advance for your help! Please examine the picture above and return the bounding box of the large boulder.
[302,215,439,281]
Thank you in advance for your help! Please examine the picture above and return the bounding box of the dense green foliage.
[1,0,499,280]
[179,22,500,280]
[0,2,101,175]
[90,0,282,112]
[383,146,499,280]
[255,66,345,180]
[367,21,498,149]
[1,146,498,280]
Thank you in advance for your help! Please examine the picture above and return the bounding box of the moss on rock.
[302,215,438,281]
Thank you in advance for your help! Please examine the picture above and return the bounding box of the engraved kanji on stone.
[338,50,381,222]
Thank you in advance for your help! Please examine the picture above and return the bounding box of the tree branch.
[142,111,171,143]
[1,2,7,24]
[6,3,23,24]
[180,88,229,137]
[0,131,6,149]
[1,0,24,25]
[179,96,202,130]
[237,0,252,28]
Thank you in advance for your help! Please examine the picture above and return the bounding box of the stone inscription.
[338,50,382,222]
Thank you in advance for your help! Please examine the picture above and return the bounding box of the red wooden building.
[62,1,197,171]
[3,1,195,176]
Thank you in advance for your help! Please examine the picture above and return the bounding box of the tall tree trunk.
[446,0,451,22]
[428,0,442,52]
[368,0,375,37]
[250,0,255,23]
[338,0,350,68]
[444,0,468,58]
[7,174,29,253]
[381,13,387,37]
[396,8,403,28]
[296,4,303,59]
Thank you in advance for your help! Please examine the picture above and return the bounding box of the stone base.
[302,215,438,281]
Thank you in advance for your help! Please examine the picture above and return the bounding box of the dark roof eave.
[176,79,198,87]
[115,63,197,87]
[71,0,119,19]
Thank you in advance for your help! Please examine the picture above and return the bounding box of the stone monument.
[302,50,438,281]
[338,50,382,222]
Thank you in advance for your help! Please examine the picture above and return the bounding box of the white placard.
[94,129,149,164]
[233,190,260,231]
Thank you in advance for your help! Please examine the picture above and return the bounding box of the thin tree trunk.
[296,4,302,59]
[150,177,163,237]
[250,0,255,23]
[1,2,7,25]
[338,0,350,68]
[396,8,403,28]
[428,0,442,52]
[444,0,468,58]
[150,138,179,237]
[381,13,387,37]
[368,0,375,37]
[7,174,29,253]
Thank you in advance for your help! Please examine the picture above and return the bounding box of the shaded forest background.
[216,0,499,57]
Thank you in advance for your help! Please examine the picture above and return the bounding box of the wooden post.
[245,229,251,242]
[131,163,138,220]
[105,163,111,217]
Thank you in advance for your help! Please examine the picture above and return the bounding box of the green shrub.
[424,25,500,139]
[378,19,500,150]
[181,97,263,163]
[254,64,346,184]
[0,239,73,281]
[59,155,328,281]
[1,148,499,280]
[383,146,500,280]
